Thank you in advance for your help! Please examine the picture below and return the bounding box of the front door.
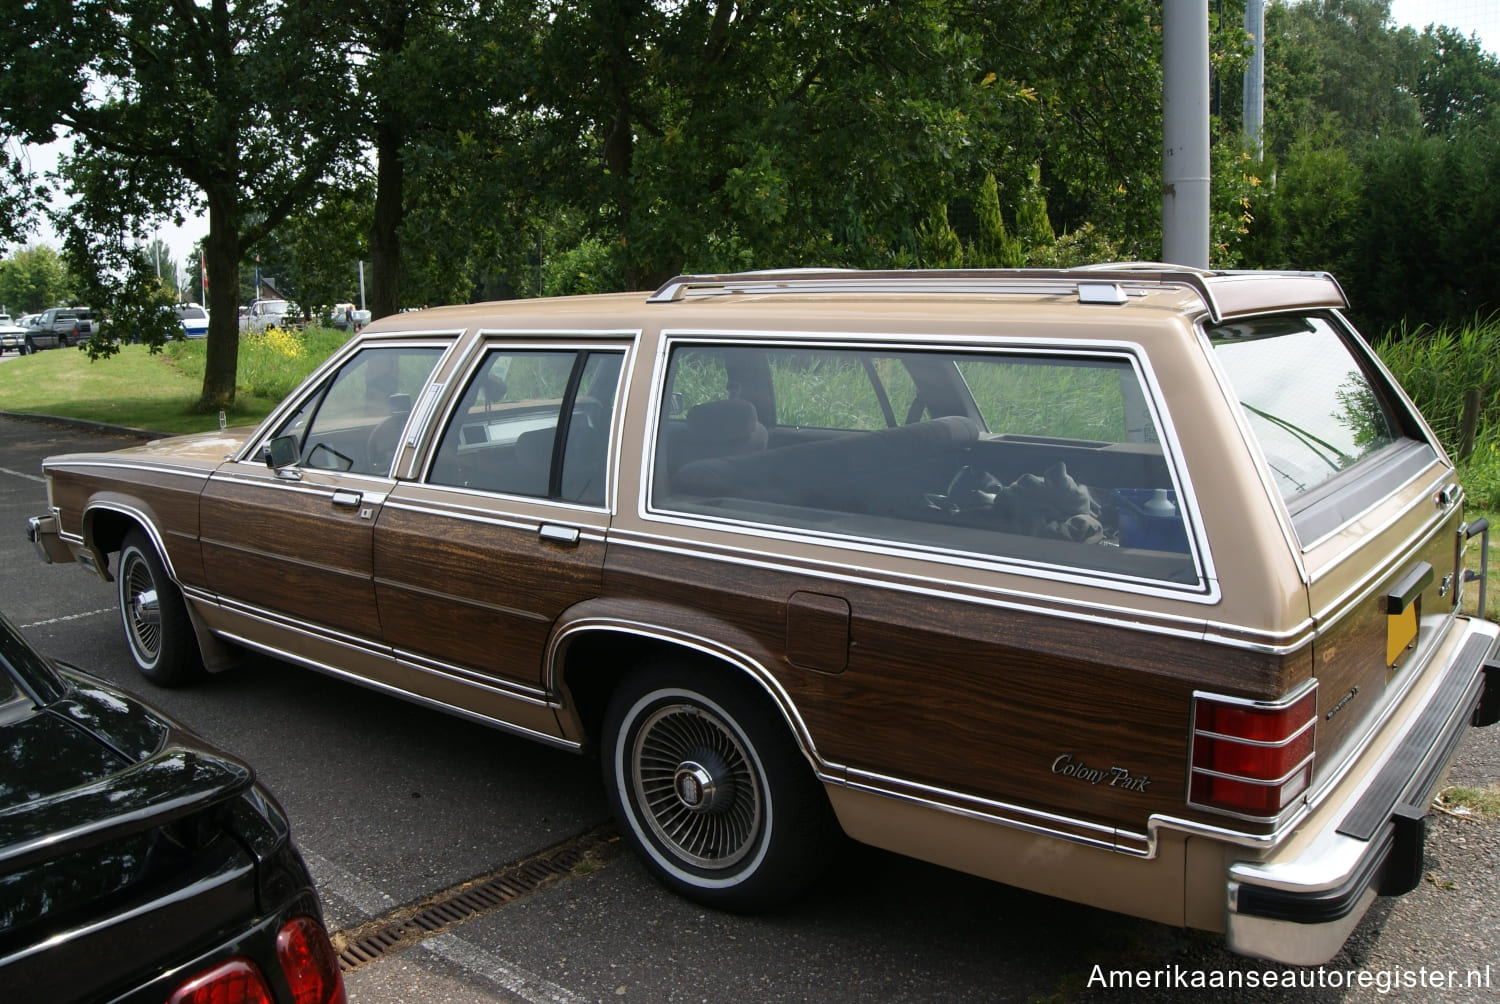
[200,341,449,690]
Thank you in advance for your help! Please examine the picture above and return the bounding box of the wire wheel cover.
[122,552,162,660]
[630,701,763,870]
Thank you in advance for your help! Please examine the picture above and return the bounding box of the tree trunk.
[369,114,403,319]
[200,191,242,412]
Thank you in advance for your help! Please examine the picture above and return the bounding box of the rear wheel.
[117,529,204,686]
[602,662,838,911]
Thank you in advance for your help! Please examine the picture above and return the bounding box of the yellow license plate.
[1387,603,1418,666]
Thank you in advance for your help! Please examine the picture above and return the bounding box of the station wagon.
[28,266,1500,965]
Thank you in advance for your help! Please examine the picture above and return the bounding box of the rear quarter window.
[652,340,1204,590]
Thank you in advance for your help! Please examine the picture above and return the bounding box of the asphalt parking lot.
[1,412,1497,1003]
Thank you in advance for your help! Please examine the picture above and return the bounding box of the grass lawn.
[0,344,277,434]
[0,327,348,435]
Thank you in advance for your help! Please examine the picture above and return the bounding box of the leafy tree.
[0,246,74,314]
[959,0,1163,255]
[1013,163,1056,259]
[274,185,376,321]
[518,1,1026,288]
[296,0,545,317]
[1415,25,1500,138]
[1261,0,1422,158]
[0,0,351,409]
[1355,130,1500,334]
[142,238,180,300]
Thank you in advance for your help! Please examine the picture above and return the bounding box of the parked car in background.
[0,319,26,354]
[328,303,371,331]
[26,265,1500,966]
[29,307,93,350]
[241,298,295,332]
[176,302,210,338]
[0,608,344,1003]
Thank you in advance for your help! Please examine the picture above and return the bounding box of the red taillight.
[167,959,274,1004]
[277,915,346,1004]
[165,917,343,1004]
[1190,686,1317,818]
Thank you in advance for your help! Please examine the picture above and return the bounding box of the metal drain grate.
[333,826,619,973]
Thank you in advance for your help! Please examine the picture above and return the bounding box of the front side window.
[271,344,446,476]
[1210,315,1407,501]
[652,341,1199,588]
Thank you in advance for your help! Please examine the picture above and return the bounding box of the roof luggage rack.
[646,264,1349,324]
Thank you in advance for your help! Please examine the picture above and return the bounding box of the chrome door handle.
[539,524,581,546]
[331,489,363,509]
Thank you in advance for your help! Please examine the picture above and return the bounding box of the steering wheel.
[366,413,410,473]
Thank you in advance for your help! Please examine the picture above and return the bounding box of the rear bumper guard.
[1225,624,1500,965]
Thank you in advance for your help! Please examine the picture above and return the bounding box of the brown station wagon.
[27,266,1500,965]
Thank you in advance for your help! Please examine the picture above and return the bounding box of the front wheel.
[117,529,204,686]
[602,663,838,912]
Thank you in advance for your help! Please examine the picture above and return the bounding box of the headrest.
[686,399,761,442]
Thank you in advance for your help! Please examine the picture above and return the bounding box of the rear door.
[375,339,628,733]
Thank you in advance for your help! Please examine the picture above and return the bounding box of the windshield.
[1210,315,1403,500]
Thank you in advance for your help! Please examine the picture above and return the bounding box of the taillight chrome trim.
[1188,680,1319,824]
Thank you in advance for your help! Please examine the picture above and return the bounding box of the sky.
[1389,0,1499,55]
[13,0,1498,291]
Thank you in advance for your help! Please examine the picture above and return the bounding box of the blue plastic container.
[1114,489,1190,553]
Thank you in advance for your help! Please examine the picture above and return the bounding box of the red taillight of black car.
[1190,684,1318,819]
[167,958,273,1004]
[166,916,344,1004]
[276,915,346,1004]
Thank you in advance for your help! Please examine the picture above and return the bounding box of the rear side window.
[428,347,623,506]
[652,341,1202,589]
[1210,315,1412,503]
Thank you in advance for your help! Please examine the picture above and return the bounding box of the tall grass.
[1377,314,1500,509]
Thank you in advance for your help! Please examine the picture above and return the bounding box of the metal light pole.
[1162,0,1211,269]
[1244,0,1265,158]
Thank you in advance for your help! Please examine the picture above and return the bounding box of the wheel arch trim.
[81,500,175,581]
[548,615,832,778]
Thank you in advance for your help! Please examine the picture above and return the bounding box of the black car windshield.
[0,612,66,708]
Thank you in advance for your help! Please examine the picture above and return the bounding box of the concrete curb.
[0,410,174,441]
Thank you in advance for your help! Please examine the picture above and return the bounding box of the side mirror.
[265,435,300,470]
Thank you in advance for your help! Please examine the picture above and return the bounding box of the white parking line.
[0,465,45,482]
[22,607,116,628]
[302,849,591,1004]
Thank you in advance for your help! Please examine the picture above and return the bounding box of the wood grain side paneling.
[199,474,382,639]
[53,466,208,586]
[374,504,606,686]
[603,541,1301,835]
